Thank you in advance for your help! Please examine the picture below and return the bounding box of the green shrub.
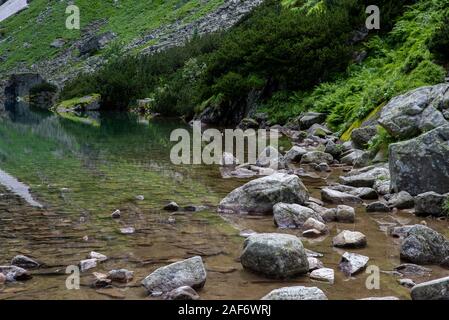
[429,15,449,62]
[444,198,449,217]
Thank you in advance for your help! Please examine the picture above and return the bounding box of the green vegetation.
[6,0,449,135]
[62,0,369,117]
[444,199,449,217]
[302,0,448,133]
[55,94,100,110]
[0,0,224,71]
[368,126,396,153]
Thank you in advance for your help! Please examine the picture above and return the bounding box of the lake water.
[0,103,447,300]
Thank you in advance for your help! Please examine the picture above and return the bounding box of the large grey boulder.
[378,84,449,140]
[351,126,377,149]
[411,276,449,300]
[389,125,449,195]
[142,256,207,294]
[400,225,449,265]
[273,203,324,229]
[240,233,309,278]
[0,266,32,282]
[218,173,309,214]
[261,286,327,300]
[414,192,449,217]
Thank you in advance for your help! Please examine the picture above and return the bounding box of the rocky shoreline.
[1,83,449,300]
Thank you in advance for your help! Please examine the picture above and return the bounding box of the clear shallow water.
[0,103,448,300]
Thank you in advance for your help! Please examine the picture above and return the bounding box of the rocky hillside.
[0,0,262,83]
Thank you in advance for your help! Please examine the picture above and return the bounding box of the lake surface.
[0,103,447,300]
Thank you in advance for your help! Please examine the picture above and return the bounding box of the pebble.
[307,257,324,271]
[111,209,121,219]
[120,227,135,234]
[80,259,97,272]
[398,278,416,289]
[107,269,134,283]
[163,201,179,211]
[88,251,108,262]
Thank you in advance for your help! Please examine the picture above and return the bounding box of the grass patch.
[0,0,224,72]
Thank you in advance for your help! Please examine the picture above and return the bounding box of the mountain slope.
[0,0,262,83]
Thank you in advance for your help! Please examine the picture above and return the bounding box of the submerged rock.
[142,256,206,294]
[261,286,327,300]
[11,255,40,269]
[240,233,309,278]
[389,125,449,195]
[411,276,449,300]
[400,225,449,265]
[273,203,323,229]
[107,269,134,283]
[339,252,369,276]
[88,251,107,262]
[394,263,432,277]
[218,173,309,214]
[0,266,32,281]
[333,230,367,248]
[80,259,97,272]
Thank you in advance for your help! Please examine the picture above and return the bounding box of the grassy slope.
[0,0,223,72]
[292,0,447,134]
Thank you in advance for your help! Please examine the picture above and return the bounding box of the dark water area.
[0,103,448,300]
